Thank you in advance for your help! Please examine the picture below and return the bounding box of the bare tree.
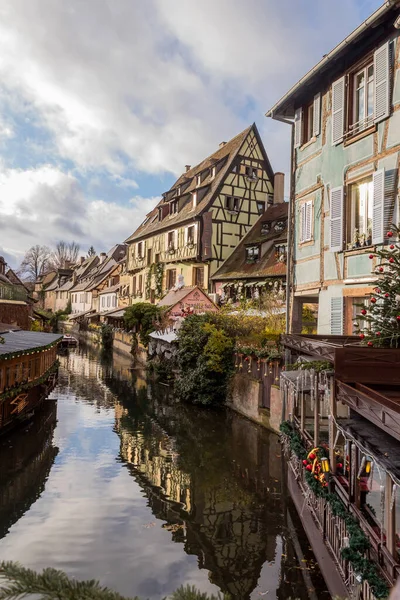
[51,241,80,268]
[87,246,96,258]
[19,245,52,280]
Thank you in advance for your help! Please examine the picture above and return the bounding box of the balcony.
[0,284,28,302]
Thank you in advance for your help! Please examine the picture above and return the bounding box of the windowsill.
[299,136,317,151]
[227,209,239,215]
[344,245,374,255]
[299,239,314,247]
[344,125,376,146]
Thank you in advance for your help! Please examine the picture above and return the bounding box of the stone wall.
[0,300,30,329]
[228,373,282,434]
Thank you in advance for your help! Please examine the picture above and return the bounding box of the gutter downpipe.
[265,0,395,119]
[267,113,294,335]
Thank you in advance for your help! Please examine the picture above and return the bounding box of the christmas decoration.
[355,224,400,347]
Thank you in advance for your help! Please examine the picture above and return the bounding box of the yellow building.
[125,124,276,301]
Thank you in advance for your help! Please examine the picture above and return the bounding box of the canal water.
[0,343,329,600]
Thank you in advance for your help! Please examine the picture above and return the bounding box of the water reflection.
[0,344,328,600]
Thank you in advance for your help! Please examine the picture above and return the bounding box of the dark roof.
[266,3,397,119]
[157,286,215,308]
[0,331,62,358]
[126,124,274,243]
[98,283,120,294]
[211,202,288,281]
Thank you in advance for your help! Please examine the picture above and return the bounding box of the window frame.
[225,196,239,213]
[245,245,260,263]
[256,201,265,215]
[348,56,375,137]
[166,269,177,289]
[346,176,374,248]
[193,266,205,288]
[299,200,313,244]
[303,100,314,144]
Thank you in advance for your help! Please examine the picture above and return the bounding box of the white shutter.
[174,230,178,249]
[294,108,303,148]
[300,203,306,242]
[194,223,198,244]
[165,232,169,251]
[330,297,343,335]
[330,186,344,252]
[313,93,321,137]
[374,42,390,124]
[372,169,385,245]
[305,201,312,241]
[184,227,188,245]
[331,76,345,145]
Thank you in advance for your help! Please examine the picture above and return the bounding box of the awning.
[105,309,125,318]
[69,309,95,320]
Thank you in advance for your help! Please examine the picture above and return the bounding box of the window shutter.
[294,108,303,148]
[184,227,188,245]
[383,169,397,237]
[330,186,344,252]
[313,93,321,137]
[174,230,178,249]
[374,41,390,124]
[330,297,343,335]
[300,203,306,242]
[331,76,345,145]
[305,201,312,241]
[165,232,169,250]
[372,169,385,245]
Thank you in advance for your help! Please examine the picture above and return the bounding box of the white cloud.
[0,164,158,267]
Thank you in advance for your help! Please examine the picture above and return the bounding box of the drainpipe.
[268,113,294,334]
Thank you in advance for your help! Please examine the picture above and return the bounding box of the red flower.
[389,257,395,263]
[371,297,376,303]
[369,254,374,259]
[387,231,393,238]
[376,332,381,336]
[385,293,390,298]
[359,333,365,339]
[306,464,313,472]
[367,341,373,347]
[361,309,367,315]
[302,460,308,466]
[390,245,395,250]
[308,452,316,460]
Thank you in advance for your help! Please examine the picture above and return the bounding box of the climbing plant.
[154,263,164,298]
[124,302,164,347]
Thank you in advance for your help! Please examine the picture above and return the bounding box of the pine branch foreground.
[0,562,229,600]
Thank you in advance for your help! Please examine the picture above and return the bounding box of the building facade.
[125,124,276,303]
[267,3,400,335]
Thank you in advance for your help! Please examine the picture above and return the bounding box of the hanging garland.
[283,360,332,373]
[0,360,60,402]
[280,421,390,599]
[0,339,60,362]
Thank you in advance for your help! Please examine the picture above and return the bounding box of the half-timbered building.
[125,124,276,301]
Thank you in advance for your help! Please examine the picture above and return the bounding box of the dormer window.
[177,186,181,196]
[210,166,216,179]
[137,242,144,259]
[196,174,201,187]
[245,245,260,263]
[158,207,163,222]
[170,200,178,215]
[192,191,197,209]
[261,222,270,236]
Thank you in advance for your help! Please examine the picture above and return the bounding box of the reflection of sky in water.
[0,347,329,599]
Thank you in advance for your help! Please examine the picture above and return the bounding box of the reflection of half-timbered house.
[125,124,277,301]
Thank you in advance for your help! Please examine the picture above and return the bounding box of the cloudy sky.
[0,0,381,268]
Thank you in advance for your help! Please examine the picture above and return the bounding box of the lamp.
[321,457,330,474]
[365,456,373,474]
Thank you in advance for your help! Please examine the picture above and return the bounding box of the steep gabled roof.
[211,202,288,281]
[125,124,273,243]
[5,269,30,291]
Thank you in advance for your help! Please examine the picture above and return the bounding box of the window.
[113,296,117,307]
[137,242,144,259]
[194,267,204,288]
[177,186,181,196]
[155,254,160,264]
[300,201,313,243]
[192,192,197,208]
[304,101,314,143]
[196,174,201,187]
[351,297,369,333]
[187,226,195,245]
[147,248,152,264]
[138,275,143,292]
[256,201,265,215]
[245,166,258,179]
[210,166,216,179]
[225,196,239,212]
[132,276,136,294]
[170,200,178,215]
[107,296,110,307]
[351,63,374,134]
[348,177,373,247]
[166,269,176,289]
[245,245,260,263]
[261,222,270,236]
[167,231,175,250]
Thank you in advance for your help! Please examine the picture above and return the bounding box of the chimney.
[0,256,5,276]
[80,256,85,265]
[219,141,226,148]
[273,172,285,204]
[185,165,191,172]
[100,252,107,264]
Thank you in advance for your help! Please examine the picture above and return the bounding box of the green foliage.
[175,314,235,406]
[284,360,332,373]
[355,224,400,348]
[124,302,163,347]
[100,324,114,350]
[301,305,317,334]
[280,421,389,598]
[147,357,176,382]
[0,562,231,600]
[154,263,164,299]
[30,319,44,332]
[65,298,72,314]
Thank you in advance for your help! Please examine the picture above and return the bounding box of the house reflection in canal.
[0,400,58,539]
[115,389,287,600]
